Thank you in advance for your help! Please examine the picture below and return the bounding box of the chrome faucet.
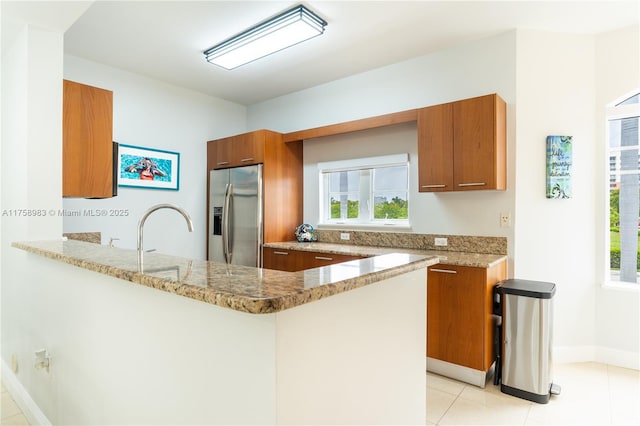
[137,204,194,268]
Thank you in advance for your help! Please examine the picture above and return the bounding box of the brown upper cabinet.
[63,79,114,198]
[208,131,266,169]
[418,94,506,192]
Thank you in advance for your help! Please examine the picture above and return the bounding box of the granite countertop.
[264,241,507,268]
[12,240,437,315]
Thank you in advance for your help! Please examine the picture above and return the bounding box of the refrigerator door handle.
[222,183,233,264]
[228,184,234,261]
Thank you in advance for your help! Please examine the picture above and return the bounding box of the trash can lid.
[497,279,556,299]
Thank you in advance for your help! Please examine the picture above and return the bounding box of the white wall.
[249,31,516,133]
[249,30,517,247]
[514,29,597,358]
[62,56,247,260]
[1,23,66,399]
[515,28,639,368]
[1,15,72,425]
[594,25,640,367]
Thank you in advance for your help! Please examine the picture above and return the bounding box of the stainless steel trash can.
[496,279,561,404]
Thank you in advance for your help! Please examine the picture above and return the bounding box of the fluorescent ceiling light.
[204,4,327,70]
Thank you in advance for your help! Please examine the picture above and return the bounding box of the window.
[319,154,409,227]
[607,92,640,285]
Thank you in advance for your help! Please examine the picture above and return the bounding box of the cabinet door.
[234,132,265,166]
[418,103,453,192]
[210,137,234,169]
[62,80,114,198]
[427,265,486,370]
[262,248,303,272]
[208,132,266,169]
[452,94,506,190]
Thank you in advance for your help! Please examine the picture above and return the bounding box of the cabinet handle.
[457,182,486,187]
[240,157,254,162]
[430,268,457,274]
[421,184,446,188]
[273,251,289,255]
[217,161,229,166]
[314,256,333,261]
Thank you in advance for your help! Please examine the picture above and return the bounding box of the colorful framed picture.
[118,144,180,190]
[546,135,572,199]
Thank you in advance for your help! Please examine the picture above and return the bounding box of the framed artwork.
[118,144,180,190]
[546,135,572,199]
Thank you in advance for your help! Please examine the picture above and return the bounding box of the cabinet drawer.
[262,248,304,272]
[262,248,365,272]
[302,251,365,269]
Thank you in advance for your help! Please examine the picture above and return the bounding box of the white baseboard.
[1,360,51,426]
[595,346,640,370]
[426,357,490,388]
[553,346,639,370]
[553,345,596,364]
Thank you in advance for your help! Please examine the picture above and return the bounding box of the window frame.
[605,91,640,289]
[318,154,410,229]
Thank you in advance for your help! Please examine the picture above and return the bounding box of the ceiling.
[11,1,640,106]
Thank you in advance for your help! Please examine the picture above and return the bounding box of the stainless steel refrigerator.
[208,164,263,267]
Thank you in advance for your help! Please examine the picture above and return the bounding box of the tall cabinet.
[418,94,506,192]
[63,79,115,198]
[206,130,303,257]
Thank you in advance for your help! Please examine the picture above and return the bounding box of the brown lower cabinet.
[427,260,507,372]
[262,248,304,272]
[263,247,366,272]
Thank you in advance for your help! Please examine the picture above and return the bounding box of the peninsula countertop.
[12,239,438,314]
[264,241,507,268]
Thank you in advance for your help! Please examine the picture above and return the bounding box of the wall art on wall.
[546,135,572,199]
[118,144,180,190]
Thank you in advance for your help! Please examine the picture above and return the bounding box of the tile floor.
[1,380,29,425]
[427,362,640,425]
[1,362,638,425]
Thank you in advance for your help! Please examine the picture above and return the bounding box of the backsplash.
[316,230,507,255]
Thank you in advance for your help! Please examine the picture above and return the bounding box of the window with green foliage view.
[608,92,639,284]
[321,156,409,226]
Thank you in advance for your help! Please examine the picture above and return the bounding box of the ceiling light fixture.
[204,4,327,70]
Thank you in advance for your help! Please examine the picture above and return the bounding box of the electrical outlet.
[434,237,448,246]
[340,233,350,241]
[11,353,18,373]
[500,212,511,228]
